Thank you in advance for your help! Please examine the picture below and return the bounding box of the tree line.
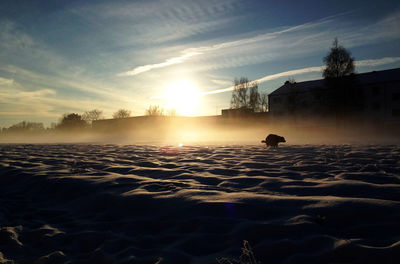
[0,105,176,135]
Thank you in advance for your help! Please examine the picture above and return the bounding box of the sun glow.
[165,80,201,116]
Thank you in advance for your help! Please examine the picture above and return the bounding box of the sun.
[165,80,201,116]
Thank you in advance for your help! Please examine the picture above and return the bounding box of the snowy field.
[0,144,399,263]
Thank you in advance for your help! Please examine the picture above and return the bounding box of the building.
[221,108,255,118]
[268,68,400,127]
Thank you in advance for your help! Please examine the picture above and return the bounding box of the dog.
[261,134,286,148]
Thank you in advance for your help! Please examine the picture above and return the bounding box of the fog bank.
[1,116,399,145]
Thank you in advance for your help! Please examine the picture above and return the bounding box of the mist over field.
[1,116,400,145]
[1,118,400,263]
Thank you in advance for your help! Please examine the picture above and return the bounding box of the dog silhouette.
[261,134,286,148]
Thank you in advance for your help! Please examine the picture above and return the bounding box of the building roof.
[270,68,400,96]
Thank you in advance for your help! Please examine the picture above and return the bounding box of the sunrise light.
[165,80,201,116]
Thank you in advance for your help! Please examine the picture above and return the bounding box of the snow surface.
[0,144,399,263]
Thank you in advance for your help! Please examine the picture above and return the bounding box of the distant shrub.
[2,121,45,134]
[112,109,131,119]
[145,105,164,116]
[82,109,104,124]
[56,113,88,130]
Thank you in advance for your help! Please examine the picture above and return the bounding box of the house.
[268,68,400,127]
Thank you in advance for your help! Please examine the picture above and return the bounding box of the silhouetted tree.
[323,38,354,78]
[322,39,361,126]
[287,77,296,84]
[145,105,164,116]
[3,121,45,134]
[82,109,104,124]
[249,81,260,111]
[112,109,131,119]
[57,113,87,130]
[260,93,268,112]
[231,77,249,109]
[230,77,260,110]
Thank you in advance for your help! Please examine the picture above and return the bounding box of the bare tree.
[112,109,131,119]
[287,77,296,84]
[82,109,103,124]
[323,38,355,78]
[230,77,260,110]
[249,81,260,111]
[260,93,268,112]
[231,77,249,109]
[145,105,164,116]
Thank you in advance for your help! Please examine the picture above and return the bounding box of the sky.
[1,0,400,127]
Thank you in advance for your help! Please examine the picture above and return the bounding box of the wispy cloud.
[354,57,400,67]
[0,82,116,120]
[71,0,241,45]
[210,79,232,86]
[202,66,323,95]
[119,9,400,77]
[0,20,157,123]
[118,51,201,76]
[203,57,400,95]
[198,10,400,72]
[0,77,13,85]
[118,16,333,77]
[17,89,56,98]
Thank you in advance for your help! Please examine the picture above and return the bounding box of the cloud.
[197,10,400,72]
[211,79,232,86]
[0,22,149,124]
[18,89,56,98]
[0,77,14,86]
[0,20,35,50]
[0,65,140,124]
[203,57,400,95]
[202,66,324,95]
[255,67,323,84]
[0,64,137,104]
[354,57,400,67]
[71,0,241,45]
[0,84,116,120]
[123,9,400,76]
[118,16,334,77]
[118,51,201,76]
